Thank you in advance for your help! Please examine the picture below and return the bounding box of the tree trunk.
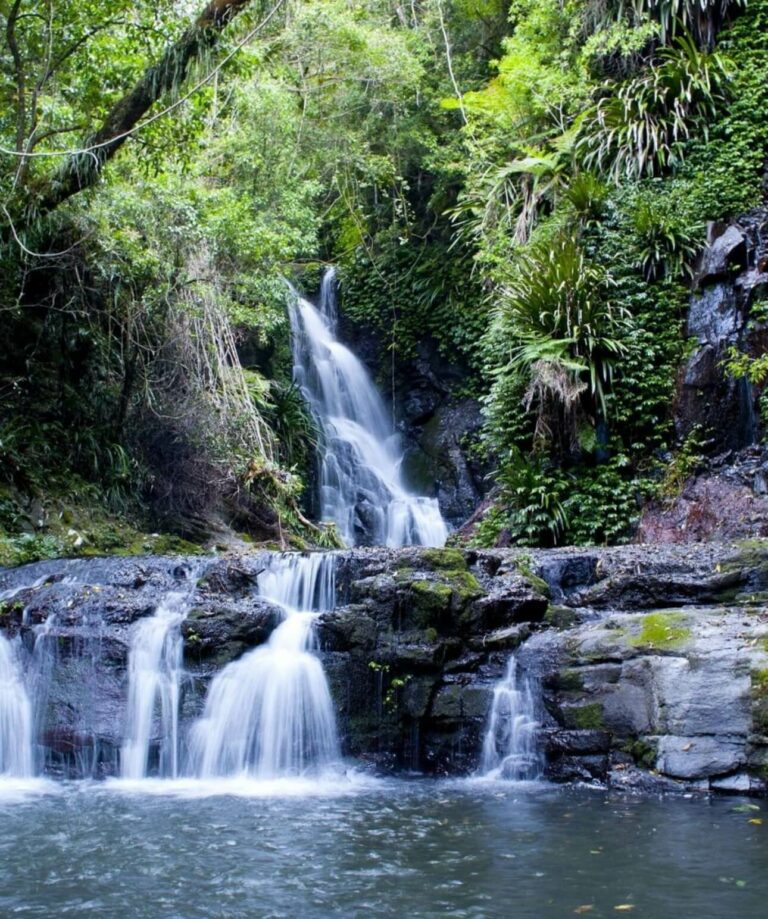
[33,0,255,217]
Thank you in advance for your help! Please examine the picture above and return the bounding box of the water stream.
[480,655,542,781]
[0,634,33,778]
[290,268,447,547]
[190,554,340,779]
[120,590,192,780]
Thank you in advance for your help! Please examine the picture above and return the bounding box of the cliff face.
[677,208,768,450]
[638,208,768,542]
[2,544,767,792]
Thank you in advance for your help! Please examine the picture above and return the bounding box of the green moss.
[513,555,551,598]
[545,604,577,630]
[623,738,657,769]
[409,580,453,625]
[628,612,692,650]
[556,668,584,692]
[563,702,605,730]
[419,547,467,571]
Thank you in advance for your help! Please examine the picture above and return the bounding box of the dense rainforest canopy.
[1,0,767,562]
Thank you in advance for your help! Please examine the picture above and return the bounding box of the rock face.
[319,547,546,773]
[527,542,768,794]
[677,209,768,451]
[1,542,768,794]
[638,445,768,542]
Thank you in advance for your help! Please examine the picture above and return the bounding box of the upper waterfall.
[289,268,447,548]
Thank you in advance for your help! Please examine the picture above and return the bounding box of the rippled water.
[1,779,766,918]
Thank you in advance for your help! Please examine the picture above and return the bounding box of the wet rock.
[182,599,283,660]
[638,463,768,543]
[710,772,761,794]
[688,283,741,345]
[696,225,747,285]
[655,735,747,780]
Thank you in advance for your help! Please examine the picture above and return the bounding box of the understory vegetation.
[1,0,767,558]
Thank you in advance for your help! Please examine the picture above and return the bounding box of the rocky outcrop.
[524,542,768,794]
[319,547,546,773]
[2,542,768,793]
[677,209,768,451]
[638,445,768,542]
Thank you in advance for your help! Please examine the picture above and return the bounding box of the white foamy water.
[190,554,341,779]
[121,591,191,780]
[0,633,34,778]
[480,655,542,781]
[290,268,447,548]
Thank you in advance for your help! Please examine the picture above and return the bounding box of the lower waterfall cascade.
[0,633,34,778]
[289,268,448,548]
[121,589,193,780]
[480,655,542,781]
[190,553,341,779]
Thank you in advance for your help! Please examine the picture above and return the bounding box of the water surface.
[1,779,765,918]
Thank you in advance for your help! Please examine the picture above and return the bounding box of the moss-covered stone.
[555,668,585,692]
[419,547,467,571]
[751,669,768,735]
[562,702,605,730]
[513,555,551,598]
[628,612,692,650]
[623,737,658,769]
[545,604,578,630]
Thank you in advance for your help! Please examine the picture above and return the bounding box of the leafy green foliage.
[625,186,703,279]
[472,449,568,547]
[579,35,730,182]
[496,232,630,421]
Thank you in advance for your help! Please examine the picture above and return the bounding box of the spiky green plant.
[631,0,746,47]
[498,232,630,420]
[630,196,703,279]
[578,33,730,182]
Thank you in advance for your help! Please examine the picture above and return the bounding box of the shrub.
[579,33,730,182]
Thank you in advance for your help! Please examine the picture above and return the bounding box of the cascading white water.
[121,591,190,780]
[190,554,340,779]
[480,655,542,781]
[290,268,448,548]
[0,634,34,778]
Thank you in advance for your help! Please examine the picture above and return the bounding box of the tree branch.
[33,0,257,216]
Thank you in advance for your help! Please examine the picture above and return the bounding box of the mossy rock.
[752,669,768,735]
[396,567,483,630]
[545,604,578,630]
[418,548,467,571]
[407,579,454,628]
[512,556,551,598]
[555,668,585,692]
[623,737,658,769]
[628,612,692,650]
[562,702,605,730]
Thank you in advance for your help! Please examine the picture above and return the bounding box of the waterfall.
[190,554,340,779]
[120,590,191,780]
[480,656,542,781]
[0,634,34,778]
[289,268,448,548]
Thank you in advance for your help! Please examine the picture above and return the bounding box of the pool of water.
[1,777,765,918]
